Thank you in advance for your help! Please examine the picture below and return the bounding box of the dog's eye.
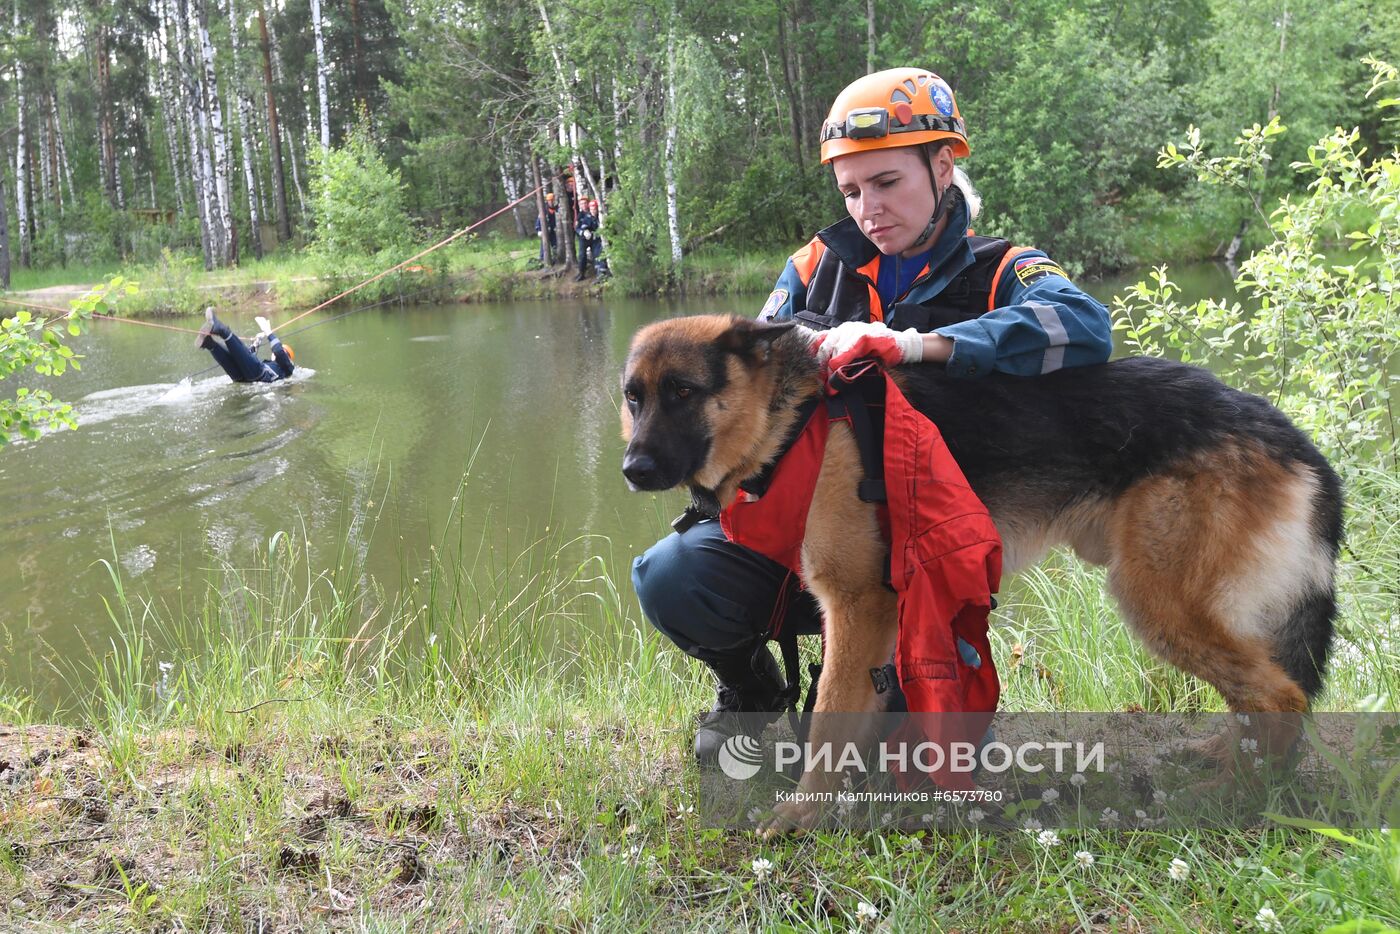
[625,389,639,404]
[675,386,692,399]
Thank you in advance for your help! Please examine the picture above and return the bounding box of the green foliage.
[309,120,414,258]
[0,277,133,444]
[958,7,1179,271]
[1116,60,1400,471]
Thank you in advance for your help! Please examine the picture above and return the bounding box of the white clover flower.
[1022,817,1043,832]
[1037,829,1061,848]
[1070,772,1087,787]
[1153,789,1169,805]
[746,807,765,824]
[856,901,879,921]
[1168,857,1190,882]
[1074,850,1095,869]
[1253,757,1266,769]
[751,857,774,882]
[920,812,936,825]
[675,802,695,818]
[1236,713,1251,726]
[901,835,924,851]
[1100,807,1120,826]
[1255,905,1281,932]
[1041,788,1060,803]
[1240,737,1259,753]
[1134,809,1148,821]
[967,808,985,824]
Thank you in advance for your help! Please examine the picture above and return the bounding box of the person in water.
[195,308,295,383]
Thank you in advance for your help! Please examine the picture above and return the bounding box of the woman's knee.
[631,522,778,657]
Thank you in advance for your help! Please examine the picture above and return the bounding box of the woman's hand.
[816,320,926,372]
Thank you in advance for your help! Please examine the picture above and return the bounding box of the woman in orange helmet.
[633,69,1114,767]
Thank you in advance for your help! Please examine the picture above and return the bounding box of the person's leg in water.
[195,308,268,382]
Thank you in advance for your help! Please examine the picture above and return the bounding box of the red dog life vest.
[720,370,1003,789]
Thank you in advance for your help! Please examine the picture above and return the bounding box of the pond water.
[0,262,1241,712]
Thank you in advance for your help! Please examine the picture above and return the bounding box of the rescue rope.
[0,181,549,338]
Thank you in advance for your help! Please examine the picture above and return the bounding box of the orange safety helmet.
[819,68,969,164]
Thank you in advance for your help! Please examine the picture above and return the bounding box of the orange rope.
[0,295,74,316]
[274,183,546,332]
[0,182,546,338]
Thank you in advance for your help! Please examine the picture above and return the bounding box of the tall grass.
[4,450,1396,930]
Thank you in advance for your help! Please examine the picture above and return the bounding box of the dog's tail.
[1272,459,1344,701]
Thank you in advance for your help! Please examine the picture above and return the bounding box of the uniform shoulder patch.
[1012,253,1068,287]
[759,288,789,319]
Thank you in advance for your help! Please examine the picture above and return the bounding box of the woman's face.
[832,145,955,257]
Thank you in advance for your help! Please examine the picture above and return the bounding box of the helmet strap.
[911,142,955,252]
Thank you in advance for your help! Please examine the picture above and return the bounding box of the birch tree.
[663,27,682,266]
[14,0,31,268]
[197,0,236,265]
[310,0,330,150]
[227,0,263,258]
[174,0,217,267]
[255,0,289,240]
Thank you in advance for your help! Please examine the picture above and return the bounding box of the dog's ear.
[718,316,796,359]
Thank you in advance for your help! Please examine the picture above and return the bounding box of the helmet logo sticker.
[930,82,954,116]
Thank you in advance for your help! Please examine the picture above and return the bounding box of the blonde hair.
[952,166,982,221]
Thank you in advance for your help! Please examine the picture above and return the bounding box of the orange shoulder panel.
[988,245,1034,312]
[789,237,826,285]
[856,255,884,322]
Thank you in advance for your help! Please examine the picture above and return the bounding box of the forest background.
[0,0,1397,297]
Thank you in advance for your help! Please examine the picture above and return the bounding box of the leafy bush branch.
[1117,59,1399,474]
[0,277,136,444]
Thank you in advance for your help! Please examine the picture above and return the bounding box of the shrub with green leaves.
[1115,58,1399,475]
[309,121,414,258]
[0,277,133,444]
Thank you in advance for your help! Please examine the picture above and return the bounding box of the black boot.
[694,644,788,767]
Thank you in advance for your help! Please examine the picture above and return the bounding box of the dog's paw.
[758,799,821,838]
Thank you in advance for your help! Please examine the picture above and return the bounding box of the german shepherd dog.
[620,314,1342,831]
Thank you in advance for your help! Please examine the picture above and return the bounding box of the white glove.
[815,320,924,368]
[582,229,594,241]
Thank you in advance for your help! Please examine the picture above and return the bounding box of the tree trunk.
[227,0,264,259]
[531,154,552,266]
[14,0,31,268]
[38,105,52,213]
[867,0,875,73]
[286,126,308,223]
[95,23,119,211]
[0,168,10,289]
[774,8,806,175]
[663,29,683,268]
[550,163,573,269]
[52,93,75,209]
[310,0,330,150]
[499,157,526,237]
[198,0,236,266]
[255,1,290,240]
[175,0,216,268]
[347,0,367,111]
[156,16,188,216]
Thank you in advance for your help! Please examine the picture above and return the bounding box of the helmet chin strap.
[910,145,957,253]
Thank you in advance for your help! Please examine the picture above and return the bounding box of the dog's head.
[620,315,802,494]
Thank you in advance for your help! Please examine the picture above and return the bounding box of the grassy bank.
[2,458,1396,931]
